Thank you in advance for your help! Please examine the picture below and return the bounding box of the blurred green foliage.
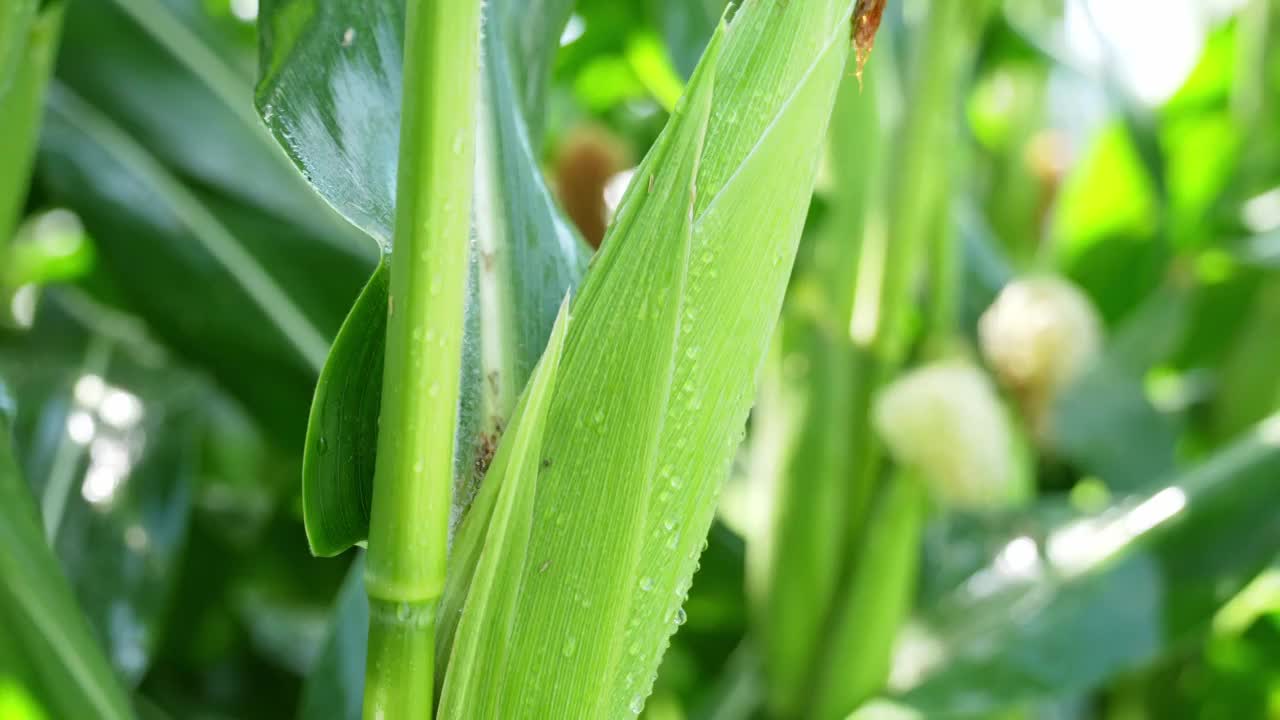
[1,0,1279,719]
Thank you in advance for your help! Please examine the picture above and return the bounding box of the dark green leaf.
[0,345,135,720]
[1,295,209,684]
[37,83,367,444]
[883,416,1280,718]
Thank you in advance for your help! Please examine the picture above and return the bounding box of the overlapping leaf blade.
[256,0,590,554]
[434,2,860,714]
[438,298,572,718]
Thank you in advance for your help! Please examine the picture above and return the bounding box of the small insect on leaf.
[852,0,887,88]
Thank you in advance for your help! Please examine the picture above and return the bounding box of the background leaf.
[887,417,1280,718]
[0,295,209,684]
[0,336,135,720]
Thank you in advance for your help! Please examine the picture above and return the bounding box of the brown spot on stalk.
[474,432,497,477]
[852,0,887,88]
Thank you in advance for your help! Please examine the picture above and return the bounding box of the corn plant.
[4,0,1280,719]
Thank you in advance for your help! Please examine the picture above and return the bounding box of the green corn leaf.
[432,2,861,714]
[0,370,135,720]
[870,415,1280,719]
[301,261,387,556]
[438,297,571,718]
[257,0,589,555]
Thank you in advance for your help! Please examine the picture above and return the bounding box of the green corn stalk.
[360,0,483,716]
[810,1,998,716]
[746,31,889,714]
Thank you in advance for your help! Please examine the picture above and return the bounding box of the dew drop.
[562,636,577,657]
[630,696,644,714]
[317,436,329,455]
[639,577,654,592]
[396,602,411,621]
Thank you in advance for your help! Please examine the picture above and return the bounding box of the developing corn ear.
[979,275,1104,436]
[874,361,1030,509]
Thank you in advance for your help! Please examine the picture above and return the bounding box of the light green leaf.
[445,2,859,714]
[438,297,572,718]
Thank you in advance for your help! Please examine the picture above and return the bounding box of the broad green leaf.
[0,1,61,247]
[0,372,135,720]
[481,25,716,714]
[882,415,1280,718]
[301,261,387,556]
[258,0,589,554]
[438,298,571,718]
[1211,279,1280,440]
[1,295,209,684]
[442,1,859,714]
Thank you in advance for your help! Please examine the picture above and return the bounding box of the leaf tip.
[852,0,887,89]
